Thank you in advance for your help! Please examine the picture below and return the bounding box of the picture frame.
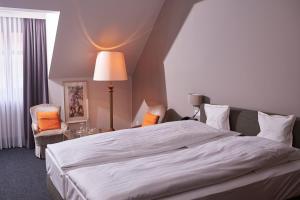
[63,81,89,123]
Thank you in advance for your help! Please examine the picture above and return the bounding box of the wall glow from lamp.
[74,2,151,51]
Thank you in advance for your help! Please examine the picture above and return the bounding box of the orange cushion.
[37,111,61,132]
[142,112,160,127]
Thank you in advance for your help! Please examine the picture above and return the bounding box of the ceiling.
[0,0,165,78]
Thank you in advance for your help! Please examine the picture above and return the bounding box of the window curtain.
[23,18,49,148]
[0,17,25,149]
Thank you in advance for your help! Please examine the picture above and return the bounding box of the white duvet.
[47,120,237,170]
[66,136,300,200]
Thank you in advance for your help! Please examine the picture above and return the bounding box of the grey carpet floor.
[0,148,50,200]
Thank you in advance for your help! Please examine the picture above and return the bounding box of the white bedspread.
[66,136,300,200]
[47,120,236,170]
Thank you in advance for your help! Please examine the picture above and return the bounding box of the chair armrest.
[31,123,39,135]
[61,122,68,131]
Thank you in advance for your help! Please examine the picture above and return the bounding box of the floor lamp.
[93,51,128,131]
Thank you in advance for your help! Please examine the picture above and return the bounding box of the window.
[0,8,59,149]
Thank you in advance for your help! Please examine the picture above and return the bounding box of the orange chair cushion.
[142,112,160,127]
[37,111,61,132]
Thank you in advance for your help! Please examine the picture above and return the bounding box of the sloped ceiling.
[0,0,165,78]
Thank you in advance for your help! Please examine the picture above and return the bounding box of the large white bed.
[63,136,300,200]
[46,120,239,199]
[46,109,300,200]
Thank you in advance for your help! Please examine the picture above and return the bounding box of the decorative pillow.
[257,111,296,146]
[142,112,160,127]
[37,111,61,132]
[204,104,230,130]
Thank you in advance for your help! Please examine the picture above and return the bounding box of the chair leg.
[35,145,41,158]
[35,145,45,159]
[40,146,46,159]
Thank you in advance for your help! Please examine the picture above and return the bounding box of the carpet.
[0,148,50,200]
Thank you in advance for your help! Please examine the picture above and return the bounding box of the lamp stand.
[192,106,201,120]
[108,83,115,131]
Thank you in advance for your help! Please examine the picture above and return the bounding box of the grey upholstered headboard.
[229,107,300,149]
[164,106,300,149]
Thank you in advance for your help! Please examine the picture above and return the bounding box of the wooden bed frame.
[47,107,300,199]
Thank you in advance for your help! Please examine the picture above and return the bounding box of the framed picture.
[64,81,88,123]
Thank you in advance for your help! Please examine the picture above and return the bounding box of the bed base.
[47,173,300,200]
[47,175,64,200]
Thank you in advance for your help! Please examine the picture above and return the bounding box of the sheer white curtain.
[0,17,25,149]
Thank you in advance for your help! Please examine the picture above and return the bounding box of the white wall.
[45,12,59,72]
[133,0,300,118]
[0,0,163,129]
[0,0,165,78]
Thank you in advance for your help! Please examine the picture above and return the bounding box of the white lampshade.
[93,51,128,81]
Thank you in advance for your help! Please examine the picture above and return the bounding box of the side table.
[63,128,102,141]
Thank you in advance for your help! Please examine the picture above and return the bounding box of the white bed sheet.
[47,121,238,171]
[165,158,300,200]
[46,134,237,199]
[64,136,300,200]
[46,121,239,199]
[64,159,300,200]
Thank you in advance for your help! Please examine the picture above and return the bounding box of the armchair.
[30,104,67,159]
[132,104,166,128]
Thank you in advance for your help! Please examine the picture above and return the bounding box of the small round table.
[63,128,102,141]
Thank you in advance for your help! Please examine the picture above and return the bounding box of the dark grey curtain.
[23,18,49,148]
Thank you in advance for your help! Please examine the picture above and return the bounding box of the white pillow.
[257,111,296,146]
[204,104,230,130]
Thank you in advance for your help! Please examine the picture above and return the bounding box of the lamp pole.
[108,83,114,131]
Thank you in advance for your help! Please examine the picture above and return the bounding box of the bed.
[46,108,300,200]
[46,120,239,199]
[64,136,300,200]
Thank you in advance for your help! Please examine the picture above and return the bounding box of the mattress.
[64,159,300,200]
[46,149,66,198]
